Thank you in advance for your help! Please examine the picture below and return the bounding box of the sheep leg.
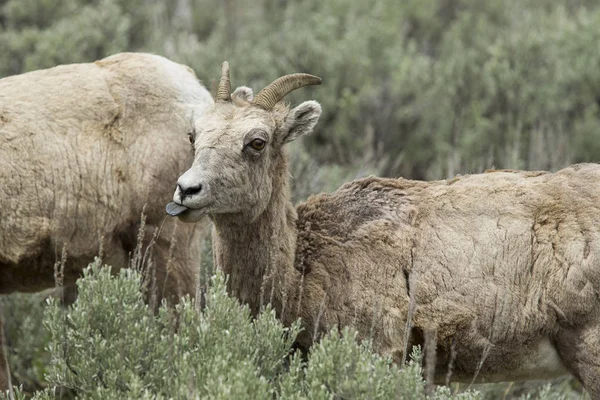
[0,303,13,399]
[556,321,600,398]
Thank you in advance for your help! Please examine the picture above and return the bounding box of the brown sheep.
[168,62,600,396]
[0,53,213,395]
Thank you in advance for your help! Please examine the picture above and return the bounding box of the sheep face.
[167,64,321,223]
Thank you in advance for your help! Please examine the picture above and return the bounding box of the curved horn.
[252,73,322,110]
[216,61,231,102]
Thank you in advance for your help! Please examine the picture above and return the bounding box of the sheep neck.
[211,152,300,319]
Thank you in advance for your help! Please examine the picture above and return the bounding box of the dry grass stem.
[424,329,438,394]
[259,256,273,312]
[312,296,327,343]
[163,218,179,303]
[445,339,457,387]
[131,206,147,274]
[468,342,493,390]
[295,263,307,319]
[369,296,383,350]
[53,244,67,289]
[97,231,105,264]
[401,271,418,367]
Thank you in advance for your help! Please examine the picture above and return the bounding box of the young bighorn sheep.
[168,63,600,395]
[0,53,213,395]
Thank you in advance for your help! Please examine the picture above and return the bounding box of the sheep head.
[166,62,322,223]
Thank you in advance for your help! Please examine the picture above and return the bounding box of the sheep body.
[0,52,212,294]
[295,165,600,383]
[0,53,213,394]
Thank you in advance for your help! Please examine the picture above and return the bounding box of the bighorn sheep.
[167,62,600,396]
[0,53,213,395]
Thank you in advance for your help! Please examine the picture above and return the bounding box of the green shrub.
[280,334,481,400]
[151,0,600,180]
[37,260,300,399]
[2,261,482,399]
[5,0,600,179]
[1,260,591,399]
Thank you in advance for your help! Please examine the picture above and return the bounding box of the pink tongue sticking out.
[165,202,189,216]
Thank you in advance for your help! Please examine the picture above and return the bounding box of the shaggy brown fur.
[0,53,213,393]
[171,69,600,396]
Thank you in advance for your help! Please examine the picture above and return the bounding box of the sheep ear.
[232,86,253,102]
[280,101,321,144]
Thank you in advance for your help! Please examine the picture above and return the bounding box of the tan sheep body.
[170,64,600,396]
[0,53,213,395]
[293,166,600,384]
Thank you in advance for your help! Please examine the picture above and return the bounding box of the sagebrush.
[2,261,589,399]
[1,261,483,399]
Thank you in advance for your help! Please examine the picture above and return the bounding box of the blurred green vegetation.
[0,293,50,395]
[2,0,600,180]
[2,0,599,398]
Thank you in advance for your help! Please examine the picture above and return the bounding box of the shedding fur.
[0,53,213,393]
[172,66,600,396]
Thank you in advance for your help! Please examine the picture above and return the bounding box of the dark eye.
[249,138,266,151]
[188,132,195,145]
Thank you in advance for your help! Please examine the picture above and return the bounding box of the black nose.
[178,183,202,199]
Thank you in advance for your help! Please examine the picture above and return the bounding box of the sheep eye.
[249,138,266,151]
[188,132,195,145]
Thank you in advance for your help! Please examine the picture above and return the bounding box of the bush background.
[3,0,600,181]
[1,0,599,398]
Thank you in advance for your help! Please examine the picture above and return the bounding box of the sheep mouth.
[165,202,191,217]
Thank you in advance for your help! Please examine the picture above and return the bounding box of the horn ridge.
[216,61,231,102]
[252,73,322,110]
